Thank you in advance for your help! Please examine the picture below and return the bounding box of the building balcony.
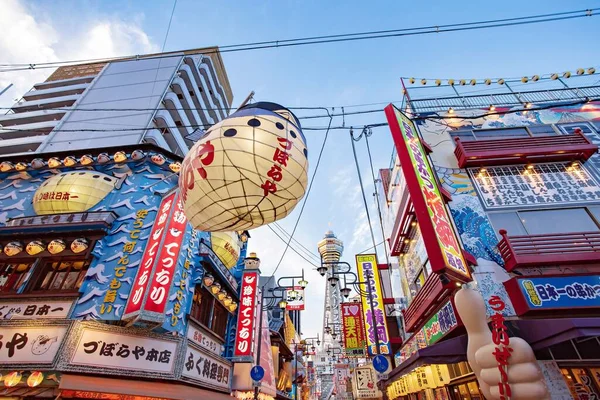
[11,94,79,113]
[389,188,414,257]
[402,274,451,333]
[22,83,89,101]
[498,229,600,272]
[453,132,598,168]
[0,108,67,127]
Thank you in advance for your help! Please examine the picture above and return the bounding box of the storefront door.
[449,379,484,400]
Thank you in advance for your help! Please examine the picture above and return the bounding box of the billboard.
[233,271,259,360]
[355,254,390,355]
[341,302,367,357]
[286,286,305,311]
[384,105,471,282]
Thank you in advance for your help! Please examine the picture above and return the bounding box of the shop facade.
[378,79,600,398]
[0,144,246,399]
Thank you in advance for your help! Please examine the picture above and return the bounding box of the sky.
[0,0,598,341]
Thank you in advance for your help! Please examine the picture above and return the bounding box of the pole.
[254,289,265,400]
[294,341,298,400]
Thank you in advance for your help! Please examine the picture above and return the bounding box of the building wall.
[413,102,600,317]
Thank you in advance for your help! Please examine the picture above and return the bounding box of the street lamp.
[340,286,351,298]
[317,265,327,276]
[278,299,288,309]
[327,275,339,287]
[298,279,308,288]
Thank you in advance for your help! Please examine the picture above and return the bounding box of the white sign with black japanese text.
[70,328,178,373]
[0,325,67,364]
[182,345,231,391]
[0,300,73,320]
[187,323,224,356]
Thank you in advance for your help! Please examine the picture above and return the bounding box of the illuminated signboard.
[505,274,600,316]
[355,254,390,355]
[233,271,259,360]
[423,301,458,346]
[123,192,177,319]
[341,302,367,357]
[384,104,471,282]
[143,195,187,314]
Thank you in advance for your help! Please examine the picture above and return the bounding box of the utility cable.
[266,225,320,268]
[271,222,322,261]
[349,128,379,258]
[260,109,334,289]
[364,127,392,267]
[0,8,596,73]
[358,240,385,255]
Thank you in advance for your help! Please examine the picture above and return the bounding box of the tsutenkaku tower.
[317,231,344,350]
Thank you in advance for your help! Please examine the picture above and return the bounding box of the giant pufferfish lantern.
[180,102,308,231]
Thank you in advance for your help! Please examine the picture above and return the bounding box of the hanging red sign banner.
[341,302,367,357]
[124,192,176,318]
[143,195,187,314]
[488,296,512,400]
[233,271,259,359]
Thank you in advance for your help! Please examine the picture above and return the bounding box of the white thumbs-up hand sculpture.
[454,286,550,400]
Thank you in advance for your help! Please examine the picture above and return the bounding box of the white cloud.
[0,0,157,107]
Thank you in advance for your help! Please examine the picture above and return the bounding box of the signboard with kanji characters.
[384,105,471,282]
[341,302,367,357]
[143,194,187,314]
[0,299,73,320]
[0,325,68,364]
[505,275,600,316]
[423,301,458,346]
[355,254,391,355]
[182,344,232,392]
[70,327,178,374]
[353,366,381,399]
[233,271,259,360]
[470,162,600,209]
[123,192,177,319]
[187,322,224,356]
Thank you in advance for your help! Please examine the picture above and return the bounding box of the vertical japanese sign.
[488,295,511,399]
[124,192,176,318]
[233,271,259,359]
[144,196,187,314]
[341,303,367,357]
[384,105,471,282]
[355,254,390,355]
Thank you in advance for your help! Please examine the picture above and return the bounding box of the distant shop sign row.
[0,320,231,392]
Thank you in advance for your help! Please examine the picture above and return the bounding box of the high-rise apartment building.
[0,47,232,157]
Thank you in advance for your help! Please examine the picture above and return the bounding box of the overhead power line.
[0,8,596,73]
[266,225,320,268]
[271,222,322,261]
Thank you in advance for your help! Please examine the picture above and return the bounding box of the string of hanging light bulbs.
[403,67,597,87]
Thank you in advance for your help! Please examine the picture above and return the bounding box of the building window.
[451,124,559,142]
[0,263,34,293]
[30,260,90,293]
[490,207,600,237]
[190,286,213,327]
[211,302,229,338]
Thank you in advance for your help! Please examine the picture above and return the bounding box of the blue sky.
[1,0,598,340]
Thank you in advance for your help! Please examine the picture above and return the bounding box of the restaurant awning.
[388,335,468,381]
[511,317,600,350]
[59,374,233,400]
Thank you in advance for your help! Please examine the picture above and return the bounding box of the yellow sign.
[355,254,391,355]
[33,171,117,215]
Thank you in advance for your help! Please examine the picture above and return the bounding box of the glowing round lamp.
[150,153,166,165]
[224,295,233,306]
[210,231,241,269]
[32,171,117,215]
[169,162,181,173]
[131,149,146,161]
[71,238,89,254]
[4,242,23,257]
[279,299,288,309]
[0,161,14,172]
[27,371,44,388]
[15,162,28,171]
[80,154,94,165]
[114,151,127,163]
[48,157,62,168]
[210,282,221,294]
[63,156,77,167]
[217,290,227,301]
[48,239,66,255]
[180,102,308,232]
[31,158,45,169]
[203,273,215,287]
[228,303,238,312]
[97,153,110,164]
[4,371,22,387]
[26,240,45,255]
